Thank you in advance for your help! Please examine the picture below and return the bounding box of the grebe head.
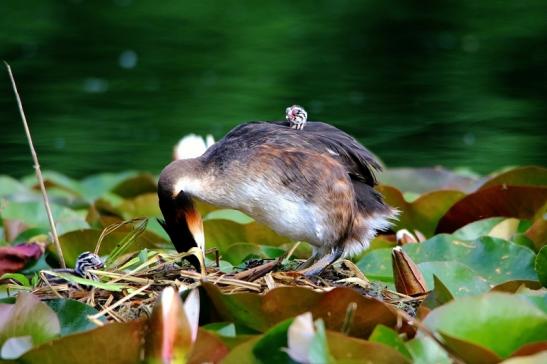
[285,105,308,130]
[74,251,104,277]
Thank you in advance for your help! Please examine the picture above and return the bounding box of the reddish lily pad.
[436,185,547,234]
[201,282,400,339]
[0,243,44,275]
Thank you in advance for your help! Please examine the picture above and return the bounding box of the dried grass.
[31,249,424,323]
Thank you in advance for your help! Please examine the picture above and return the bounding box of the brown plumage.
[158,121,396,275]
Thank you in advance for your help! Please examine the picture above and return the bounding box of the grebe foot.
[298,248,343,276]
[296,252,319,270]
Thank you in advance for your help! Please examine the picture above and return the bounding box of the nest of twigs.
[31,248,424,325]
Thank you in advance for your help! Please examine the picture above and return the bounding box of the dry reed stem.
[4,62,66,268]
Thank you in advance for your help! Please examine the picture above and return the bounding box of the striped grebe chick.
[41,251,104,288]
[158,121,396,275]
[285,105,307,130]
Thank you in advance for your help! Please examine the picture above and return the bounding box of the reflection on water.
[0,1,545,177]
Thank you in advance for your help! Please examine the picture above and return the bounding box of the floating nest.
[31,249,424,325]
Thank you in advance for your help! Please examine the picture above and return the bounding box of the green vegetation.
[0,165,545,363]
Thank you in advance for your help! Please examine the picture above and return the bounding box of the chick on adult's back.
[158,121,396,275]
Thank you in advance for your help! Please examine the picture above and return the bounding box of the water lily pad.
[405,336,451,364]
[20,319,145,364]
[378,185,465,237]
[0,292,60,352]
[204,219,291,253]
[379,167,479,194]
[204,209,255,224]
[436,185,547,234]
[201,282,400,339]
[0,201,89,235]
[56,228,167,266]
[369,325,411,359]
[479,166,547,190]
[418,261,490,296]
[424,292,547,358]
[535,246,547,287]
[46,299,102,336]
[358,235,537,289]
[110,173,157,198]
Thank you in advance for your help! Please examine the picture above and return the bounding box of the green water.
[1,1,545,177]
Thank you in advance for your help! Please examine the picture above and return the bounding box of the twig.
[4,62,66,268]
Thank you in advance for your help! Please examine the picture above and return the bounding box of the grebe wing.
[206,121,381,186]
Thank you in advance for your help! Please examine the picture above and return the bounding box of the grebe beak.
[158,189,205,272]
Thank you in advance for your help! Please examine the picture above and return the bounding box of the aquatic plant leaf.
[201,282,400,339]
[20,319,145,364]
[223,243,265,265]
[188,328,229,364]
[452,217,506,240]
[0,292,60,353]
[479,166,547,190]
[378,185,465,237]
[369,325,412,359]
[116,193,162,219]
[204,209,255,224]
[0,243,43,275]
[439,333,501,364]
[0,176,29,198]
[0,201,89,235]
[535,246,547,287]
[379,167,479,194]
[417,261,491,297]
[405,336,451,364]
[436,185,547,234]
[423,292,547,358]
[204,219,292,253]
[110,173,157,198]
[46,299,102,336]
[55,228,166,266]
[358,235,537,290]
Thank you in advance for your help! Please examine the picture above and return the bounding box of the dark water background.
[1,0,546,177]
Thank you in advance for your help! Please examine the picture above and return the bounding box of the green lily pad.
[378,185,465,237]
[204,219,291,253]
[358,235,537,290]
[405,336,451,364]
[418,261,491,296]
[55,228,167,267]
[424,292,547,358]
[379,167,479,194]
[0,201,89,235]
[369,325,411,359]
[452,217,506,240]
[110,173,157,199]
[0,176,29,198]
[46,299,102,336]
[480,166,547,190]
[535,246,547,287]
[204,209,254,224]
[0,292,60,351]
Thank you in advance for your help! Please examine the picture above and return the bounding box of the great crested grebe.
[158,120,396,275]
[285,105,308,130]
